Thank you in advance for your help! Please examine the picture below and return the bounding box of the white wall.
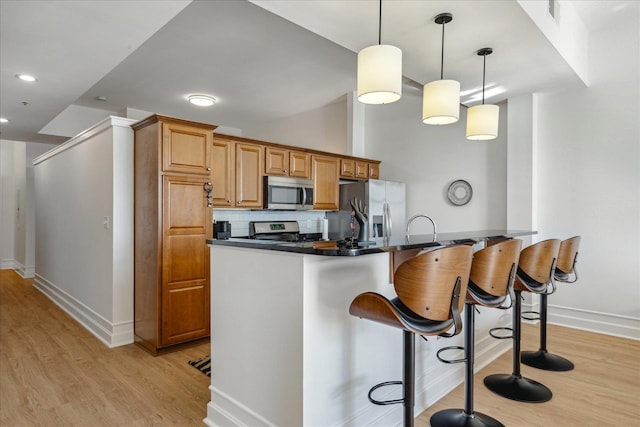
[0,140,54,275]
[363,90,508,234]
[0,140,20,269]
[242,96,348,155]
[532,11,639,337]
[32,117,136,347]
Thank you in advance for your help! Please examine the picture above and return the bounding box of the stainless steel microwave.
[263,176,314,210]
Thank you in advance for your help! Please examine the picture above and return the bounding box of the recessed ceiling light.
[16,74,37,82]
[188,94,216,107]
[0,118,9,123]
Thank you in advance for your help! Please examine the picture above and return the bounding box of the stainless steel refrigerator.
[327,179,406,241]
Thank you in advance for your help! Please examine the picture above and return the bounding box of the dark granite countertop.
[207,229,536,256]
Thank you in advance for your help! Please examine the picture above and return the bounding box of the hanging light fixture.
[422,13,460,125]
[357,0,402,104]
[466,48,499,140]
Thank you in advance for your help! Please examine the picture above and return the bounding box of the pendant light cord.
[482,54,486,104]
[378,0,382,45]
[440,21,445,80]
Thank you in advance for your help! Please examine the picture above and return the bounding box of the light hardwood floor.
[1,269,639,426]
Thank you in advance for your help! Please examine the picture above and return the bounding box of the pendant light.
[422,13,460,125]
[357,0,402,104]
[466,48,499,140]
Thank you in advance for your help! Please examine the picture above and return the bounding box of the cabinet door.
[162,122,212,175]
[312,155,339,210]
[369,163,380,179]
[161,175,211,345]
[289,151,311,179]
[236,143,263,208]
[265,147,288,176]
[212,138,235,207]
[340,159,355,178]
[355,161,369,179]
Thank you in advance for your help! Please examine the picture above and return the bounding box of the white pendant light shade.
[466,104,499,140]
[422,79,460,125]
[357,44,402,104]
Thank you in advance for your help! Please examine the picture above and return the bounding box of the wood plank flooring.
[1,269,639,426]
[0,270,210,426]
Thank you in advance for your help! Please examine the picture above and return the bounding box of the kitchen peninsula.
[205,230,534,427]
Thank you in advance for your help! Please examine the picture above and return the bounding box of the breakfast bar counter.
[204,230,535,427]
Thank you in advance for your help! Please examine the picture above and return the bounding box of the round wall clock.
[447,180,473,206]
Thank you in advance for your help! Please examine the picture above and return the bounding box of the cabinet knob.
[207,167,211,171]
[227,199,231,203]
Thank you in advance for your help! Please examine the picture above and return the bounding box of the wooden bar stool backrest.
[394,245,473,321]
[469,239,522,298]
[515,239,561,291]
[555,236,581,275]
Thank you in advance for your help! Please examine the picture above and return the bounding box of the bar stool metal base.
[430,408,504,427]
[484,374,552,403]
[521,349,574,371]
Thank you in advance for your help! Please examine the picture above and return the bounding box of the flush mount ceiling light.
[423,13,460,125]
[466,48,499,140]
[188,94,216,107]
[16,74,37,82]
[0,118,9,123]
[357,0,402,105]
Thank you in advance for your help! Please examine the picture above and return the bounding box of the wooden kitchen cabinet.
[340,158,355,178]
[312,155,339,210]
[369,162,380,179]
[235,142,263,208]
[212,136,264,208]
[265,147,310,179]
[355,161,369,179]
[133,115,215,355]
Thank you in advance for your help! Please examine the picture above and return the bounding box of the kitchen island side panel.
[207,246,304,427]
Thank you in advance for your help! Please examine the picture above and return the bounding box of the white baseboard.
[205,386,277,427]
[13,261,35,279]
[33,274,134,348]
[548,304,640,340]
[1,259,15,270]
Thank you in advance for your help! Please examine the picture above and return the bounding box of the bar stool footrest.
[489,327,513,340]
[436,345,466,364]
[430,408,505,427]
[368,381,404,406]
[521,310,540,321]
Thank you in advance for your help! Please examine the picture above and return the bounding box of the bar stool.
[349,245,474,427]
[484,239,560,403]
[430,238,522,427]
[521,236,581,371]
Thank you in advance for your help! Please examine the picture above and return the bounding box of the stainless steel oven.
[263,176,314,210]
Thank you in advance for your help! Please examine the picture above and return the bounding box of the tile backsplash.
[213,210,327,237]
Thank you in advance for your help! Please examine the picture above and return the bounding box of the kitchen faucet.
[406,214,437,238]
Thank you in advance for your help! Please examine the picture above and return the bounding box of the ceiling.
[0,0,635,144]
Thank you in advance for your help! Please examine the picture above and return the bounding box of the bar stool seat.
[349,245,474,427]
[430,238,522,427]
[521,236,581,371]
[484,239,560,403]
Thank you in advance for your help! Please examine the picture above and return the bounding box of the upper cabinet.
[265,147,311,179]
[212,136,264,209]
[312,155,339,211]
[368,162,380,179]
[235,143,263,208]
[161,121,212,175]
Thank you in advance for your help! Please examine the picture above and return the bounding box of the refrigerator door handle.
[383,202,391,238]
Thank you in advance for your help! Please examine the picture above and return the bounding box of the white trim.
[1,259,14,270]
[206,386,278,427]
[13,261,35,279]
[33,274,133,347]
[548,304,640,341]
[32,116,137,165]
